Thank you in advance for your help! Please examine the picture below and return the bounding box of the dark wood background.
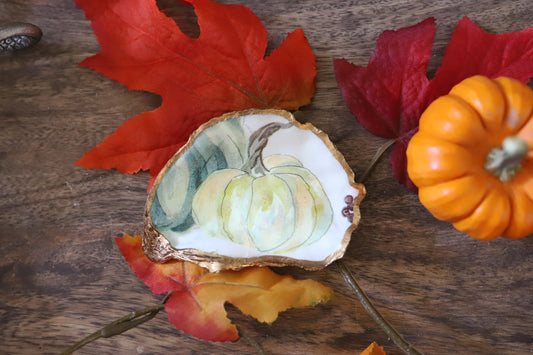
[2,0,533,354]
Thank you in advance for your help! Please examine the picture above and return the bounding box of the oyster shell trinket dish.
[144,109,365,271]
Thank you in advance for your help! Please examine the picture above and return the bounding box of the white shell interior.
[153,113,359,262]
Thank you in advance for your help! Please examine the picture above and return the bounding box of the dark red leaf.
[334,18,435,139]
[335,16,533,190]
[427,16,533,103]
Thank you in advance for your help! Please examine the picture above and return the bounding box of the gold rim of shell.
[143,108,366,272]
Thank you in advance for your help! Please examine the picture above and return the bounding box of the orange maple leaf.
[74,0,316,183]
[116,234,333,342]
[360,342,386,355]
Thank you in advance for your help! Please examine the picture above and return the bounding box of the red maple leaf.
[116,235,333,342]
[74,0,316,185]
[334,16,533,190]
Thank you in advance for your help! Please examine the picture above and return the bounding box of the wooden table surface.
[2,0,533,354]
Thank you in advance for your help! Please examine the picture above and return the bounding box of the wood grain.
[1,0,533,354]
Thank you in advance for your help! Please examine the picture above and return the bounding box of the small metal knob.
[0,22,42,52]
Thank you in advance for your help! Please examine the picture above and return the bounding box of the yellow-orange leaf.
[360,342,386,355]
[116,234,334,342]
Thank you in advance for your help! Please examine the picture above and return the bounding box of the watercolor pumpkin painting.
[144,110,365,271]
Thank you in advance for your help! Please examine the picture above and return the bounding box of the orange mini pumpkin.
[407,75,533,240]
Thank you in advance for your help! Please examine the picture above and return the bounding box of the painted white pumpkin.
[144,109,365,271]
[192,151,333,253]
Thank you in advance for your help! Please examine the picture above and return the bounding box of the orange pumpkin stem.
[484,136,529,182]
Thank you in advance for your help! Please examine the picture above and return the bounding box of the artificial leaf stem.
[359,138,396,183]
[337,138,423,354]
[336,261,422,355]
[60,292,173,355]
[237,325,268,355]
[60,289,267,354]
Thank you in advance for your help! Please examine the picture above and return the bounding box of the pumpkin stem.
[484,136,529,182]
[241,121,292,177]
